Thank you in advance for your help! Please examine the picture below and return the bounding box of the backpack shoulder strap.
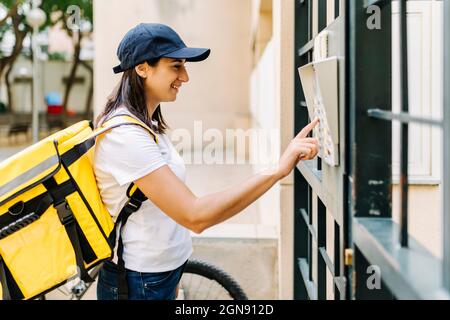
[89,114,159,144]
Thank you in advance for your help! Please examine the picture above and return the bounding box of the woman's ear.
[135,62,148,79]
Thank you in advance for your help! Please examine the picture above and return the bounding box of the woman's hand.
[276,118,320,179]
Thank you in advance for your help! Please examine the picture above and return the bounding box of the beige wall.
[273,0,295,300]
[93,0,252,137]
[392,185,442,258]
[251,0,273,67]
[250,0,295,299]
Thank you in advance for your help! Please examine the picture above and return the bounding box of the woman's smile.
[171,83,181,93]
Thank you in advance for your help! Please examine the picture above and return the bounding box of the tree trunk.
[5,61,14,112]
[0,5,29,112]
[80,60,93,118]
[62,32,83,116]
[0,3,19,75]
[4,31,28,112]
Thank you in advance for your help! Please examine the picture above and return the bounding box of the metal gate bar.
[294,0,346,301]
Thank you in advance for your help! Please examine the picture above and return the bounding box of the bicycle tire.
[183,259,248,300]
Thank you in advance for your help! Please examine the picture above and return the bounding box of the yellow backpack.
[0,115,157,300]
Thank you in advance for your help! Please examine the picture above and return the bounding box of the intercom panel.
[298,57,340,167]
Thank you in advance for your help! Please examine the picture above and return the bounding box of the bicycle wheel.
[178,259,248,300]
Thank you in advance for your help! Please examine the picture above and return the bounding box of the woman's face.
[136,58,189,103]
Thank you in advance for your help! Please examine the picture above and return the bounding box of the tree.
[0,0,31,112]
[41,0,93,117]
[0,0,93,116]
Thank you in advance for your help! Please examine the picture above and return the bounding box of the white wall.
[250,0,296,299]
[250,39,280,233]
[391,0,443,258]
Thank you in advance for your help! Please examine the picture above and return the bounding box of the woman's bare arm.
[134,118,319,234]
[135,165,281,233]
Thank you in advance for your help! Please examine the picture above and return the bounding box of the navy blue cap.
[113,23,211,74]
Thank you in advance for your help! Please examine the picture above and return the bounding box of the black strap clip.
[54,201,74,226]
[125,198,142,211]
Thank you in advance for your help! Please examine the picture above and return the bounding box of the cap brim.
[163,47,211,62]
[113,64,124,74]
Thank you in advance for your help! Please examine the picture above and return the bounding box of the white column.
[273,0,295,300]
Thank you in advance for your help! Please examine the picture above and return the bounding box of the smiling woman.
[93,23,319,301]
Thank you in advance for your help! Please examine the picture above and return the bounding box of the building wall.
[250,0,295,299]
[392,185,442,258]
[0,57,92,114]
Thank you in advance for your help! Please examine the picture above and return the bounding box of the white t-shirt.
[93,107,192,273]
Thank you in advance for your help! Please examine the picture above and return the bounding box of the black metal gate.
[294,0,450,300]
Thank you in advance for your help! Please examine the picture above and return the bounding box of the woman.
[94,23,319,300]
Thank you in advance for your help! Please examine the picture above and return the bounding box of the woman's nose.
[179,67,189,83]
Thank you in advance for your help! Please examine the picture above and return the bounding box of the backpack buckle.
[125,198,142,212]
[54,201,74,225]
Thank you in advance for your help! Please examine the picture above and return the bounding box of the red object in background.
[47,105,63,114]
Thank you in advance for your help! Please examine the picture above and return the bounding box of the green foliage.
[0,0,30,57]
[47,51,66,61]
[0,0,21,9]
[0,0,93,58]
[0,0,92,32]
[41,0,93,32]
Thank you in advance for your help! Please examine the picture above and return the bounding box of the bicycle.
[38,259,248,300]
[178,259,247,300]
